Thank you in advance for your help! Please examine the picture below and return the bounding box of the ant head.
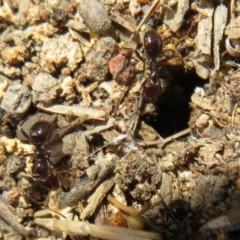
[169,199,191,221]
[30,121,53,145]
[144,30,163,60]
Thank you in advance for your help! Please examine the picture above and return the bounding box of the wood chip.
[39,104,108,121]
[80,178,114,219]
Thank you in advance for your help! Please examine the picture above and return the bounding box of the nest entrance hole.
[142,70,205,138]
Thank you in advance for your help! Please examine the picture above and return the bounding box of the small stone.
[80,37,116,82]
[77,0,112,34]
[7,156,25,174]
[40,33,83,73]
[109,48,134,85]
[236,177,240,190]
[195,113,210,128]
[3,187,20,206]
[32,73,60,105]
[0,82,31,120]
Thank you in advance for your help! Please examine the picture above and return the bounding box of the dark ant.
[19,120,59,191]
[160,199,203,239]
[169,199,191,221]
[141,30,172,102]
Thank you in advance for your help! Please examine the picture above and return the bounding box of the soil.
[0,0,240,239]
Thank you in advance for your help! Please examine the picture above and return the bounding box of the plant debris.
[1,0,240,240]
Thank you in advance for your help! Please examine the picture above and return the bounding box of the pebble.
[80,37,116,82]
[31,73,60,105]
[195,113,210,128]
[109,48,134,84]
[0,82,31,119]
[77,0,112,34]
[40,33,83,73]
[7,156,25,174]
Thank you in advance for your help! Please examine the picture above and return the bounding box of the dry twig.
[34,218,161,240]
[0,199,29,237]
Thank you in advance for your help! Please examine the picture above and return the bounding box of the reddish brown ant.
[127,30,174,135]
[141,29,172,103]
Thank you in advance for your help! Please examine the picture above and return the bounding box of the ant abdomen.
[142,78,162,102]
[40,173,59,190]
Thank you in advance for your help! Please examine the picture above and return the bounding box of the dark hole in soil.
[142,70,205,138]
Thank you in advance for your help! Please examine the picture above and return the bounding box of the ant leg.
[19,120,32,143]
[160,48,183,64]
[134,48,145,62]
[127,94,143,136]
[19,153,34,159]
[47,117,86,145]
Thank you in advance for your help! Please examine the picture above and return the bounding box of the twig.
[34,218,161,240]
[80,179,114,219]
[107,195,140,216]
[231,103,238,126]
[38,104,108,121]
[174,15,199,47]
[136,128,191,147]
[136,0,161,31]
[0,198,29,237]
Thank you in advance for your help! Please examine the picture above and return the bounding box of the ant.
[19,120,60,191]
[128,30,173,134]
[159,198,203,239]
[141,29,172,103]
